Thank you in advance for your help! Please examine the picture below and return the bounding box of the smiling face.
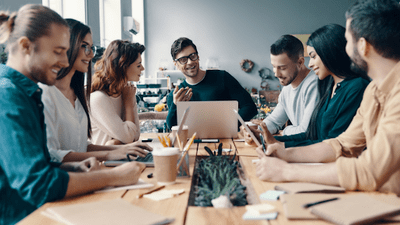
[270,53,299,86]
[26,23,70,85]
[126,53,144,82]
[174,46,200,78]
[72,33,94,73]
[307,46,331,80]
[345,19,369,75]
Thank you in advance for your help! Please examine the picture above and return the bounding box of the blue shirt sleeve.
[0,80,69,213]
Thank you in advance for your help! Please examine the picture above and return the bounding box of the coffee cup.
[171,125,189,148]
[152,147,180,185]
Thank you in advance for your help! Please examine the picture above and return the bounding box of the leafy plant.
[0,45,7,64]
[194,144,247,207]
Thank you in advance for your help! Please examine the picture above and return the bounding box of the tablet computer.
[233,109,261,146]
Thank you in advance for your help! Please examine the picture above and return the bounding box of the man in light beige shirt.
[255,0,400,195]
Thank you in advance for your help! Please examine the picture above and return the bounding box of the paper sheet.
[95,179,154,193]
[259,190,286,201]
[143,189,185,201]
[242,211,278,220]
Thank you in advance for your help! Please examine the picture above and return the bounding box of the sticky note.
[259,190,286,201]
[245,203,275,215]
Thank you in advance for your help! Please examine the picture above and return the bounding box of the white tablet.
[233,109,261,146]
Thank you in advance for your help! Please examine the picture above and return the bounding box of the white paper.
[95,179,154,193]
[143,189,185,201]
[242,211,278,220]
[259,190,286,201]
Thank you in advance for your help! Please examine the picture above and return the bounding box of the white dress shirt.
[39,84,89,162]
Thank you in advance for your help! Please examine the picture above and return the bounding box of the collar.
[0,64,40,97]
[186,70,207,86]
[375,61,400,96]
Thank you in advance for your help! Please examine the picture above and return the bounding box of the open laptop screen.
[177,101,238,139]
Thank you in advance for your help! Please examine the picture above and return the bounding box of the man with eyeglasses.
[166,37,257,129]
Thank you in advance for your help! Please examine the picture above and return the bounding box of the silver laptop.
[177,101,238,139]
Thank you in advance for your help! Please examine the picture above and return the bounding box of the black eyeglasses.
[175,52,199,65]
[81,44,96,56]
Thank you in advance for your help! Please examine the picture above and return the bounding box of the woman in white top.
[90,40,144,145]
[40,19,151,162]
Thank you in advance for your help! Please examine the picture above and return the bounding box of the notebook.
[274,182,346,194]
[42,198,174,225]
[280,193,343,219]
[309,194,400,225]
[177,101,238,139]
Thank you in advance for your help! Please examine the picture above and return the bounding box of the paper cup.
[152,147,180,185]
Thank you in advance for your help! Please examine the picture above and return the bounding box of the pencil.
[176,149,190,171]
[176,134,183,151]
[183,132,197,151]
[166,136,171,147]
[137,185,166,198]
[157,135,167,147]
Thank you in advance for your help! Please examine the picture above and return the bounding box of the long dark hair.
[305,24,368,140]
[57,18,92,138]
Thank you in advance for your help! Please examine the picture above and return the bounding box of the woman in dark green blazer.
[273,24,370,147]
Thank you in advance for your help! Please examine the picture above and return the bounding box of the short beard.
[286,67,298,86]
[350,47,368,76]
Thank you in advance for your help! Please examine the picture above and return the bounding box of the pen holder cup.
[177,151,190,177]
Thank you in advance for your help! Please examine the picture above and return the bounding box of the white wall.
[144,0,356,91]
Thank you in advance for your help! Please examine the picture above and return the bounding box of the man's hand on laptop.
[173,86,193,105]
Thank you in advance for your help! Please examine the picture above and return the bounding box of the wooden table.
[19,133,400,225]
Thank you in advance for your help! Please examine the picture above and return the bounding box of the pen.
[303,197,339,208]
[260,134,266,153]
[137,185,166,199]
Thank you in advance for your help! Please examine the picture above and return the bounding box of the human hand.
[110,161,146,186]
[240,125,261,145]
[60,157,101,172]
[255,148,288,182]
[173,86,192,105]
[107,142,153,161]
[121,82,137,104]
[252,120,284,156]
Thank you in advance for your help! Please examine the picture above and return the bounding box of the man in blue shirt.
[0,5,145,224]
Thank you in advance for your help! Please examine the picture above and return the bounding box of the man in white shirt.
[262,35,318,135]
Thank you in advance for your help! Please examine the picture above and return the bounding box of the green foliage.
[0,45,7,64]
[194,144,247,207]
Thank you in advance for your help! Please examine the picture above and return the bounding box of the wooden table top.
[19,133,400,225]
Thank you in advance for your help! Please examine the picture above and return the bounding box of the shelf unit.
[136,77,171,108]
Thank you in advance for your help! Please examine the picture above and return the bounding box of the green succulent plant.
[194,144,247,207]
